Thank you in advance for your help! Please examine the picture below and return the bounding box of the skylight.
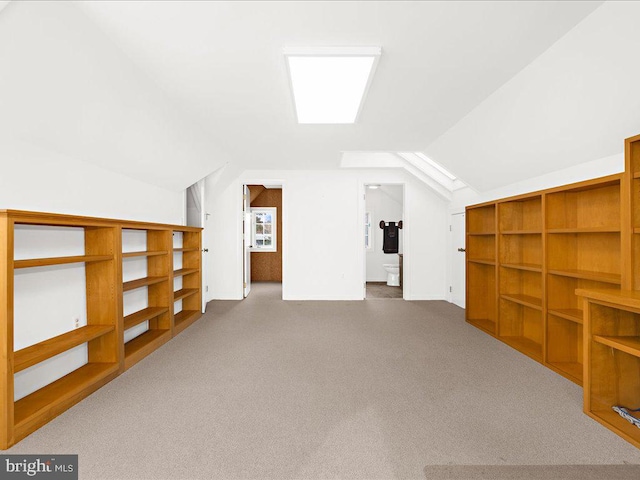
[397,152,466,192]
[414,152,457,181]
[284,46,381,124]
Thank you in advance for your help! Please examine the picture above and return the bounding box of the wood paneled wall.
[249,188,282,282]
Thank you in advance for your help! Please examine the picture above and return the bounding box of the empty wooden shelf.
[466,173,624,386]
[578,288,640,449]
[0,210,202,449]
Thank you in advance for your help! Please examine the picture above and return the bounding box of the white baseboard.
[211,291,243,300]
[403,294,446,301]
[283,294,363,301]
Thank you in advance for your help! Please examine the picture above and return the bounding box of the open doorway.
[242,184,283,298]
[364,184,404,299]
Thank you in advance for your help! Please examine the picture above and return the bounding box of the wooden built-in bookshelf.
[466,175,624,385]
[0,210,202,449]
[466,133,640,449]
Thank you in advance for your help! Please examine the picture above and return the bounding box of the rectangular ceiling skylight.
[284,46,381,124]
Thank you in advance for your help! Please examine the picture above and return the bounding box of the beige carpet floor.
[6,282,640,479]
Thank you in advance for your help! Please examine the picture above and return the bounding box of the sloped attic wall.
[0,1,219,209]
[426,1,640,192]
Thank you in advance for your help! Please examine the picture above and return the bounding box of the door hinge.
[449,286,452,292]
[206,286,209,292]
[244,282,247,288]
[449,225,452,231]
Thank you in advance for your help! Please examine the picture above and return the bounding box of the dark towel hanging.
[382,221,399,254]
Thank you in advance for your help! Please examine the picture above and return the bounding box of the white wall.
[444,152,625,304]
[0,1,225,192]
[204,168,448,302]
[0,138,184,223]
[366,186,404,282]
[6,139,184,401]
[449,152,624,213]
[0,0,193,401]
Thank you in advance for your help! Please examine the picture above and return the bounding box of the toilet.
[383,264,400,286]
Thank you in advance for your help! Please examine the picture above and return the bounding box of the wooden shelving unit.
[466,174,623,385]
[0,210,202,449]
[466,204,497,335]
[121,227,172,370]
[172,229,202,336]
[545,178,622,384]
[466,134,639,449]
[575,133,640,450]
[577,288,640,449]
[497,194,544,361]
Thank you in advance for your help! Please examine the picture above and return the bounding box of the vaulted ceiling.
[2,1,639,192]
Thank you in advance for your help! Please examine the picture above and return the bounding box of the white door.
[186,179,207,313]
[451,212,466,308]
[243,185,252,298]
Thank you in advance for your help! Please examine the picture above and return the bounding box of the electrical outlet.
[74,317,80,328]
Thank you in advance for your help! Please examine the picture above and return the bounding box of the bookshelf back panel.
[467,263,495,320]
[499,268,542,299]
[499,300,542,342]
[547,233,621,275]
[590,343,640,410]
[547,276,609,312]
[546,184,620,230]
[499,197,542,232]
[589,303,640,337]
[499,234,542,266]
[467,206,495,234]
[467,235,495,261]
[547,314,582,364]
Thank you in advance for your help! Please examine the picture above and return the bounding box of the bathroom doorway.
[364,184,404,299]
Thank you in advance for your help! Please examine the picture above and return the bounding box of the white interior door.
[243,185,252,298]
[451,212,466,308]
[186,179,207,313]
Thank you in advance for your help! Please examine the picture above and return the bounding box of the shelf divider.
[14,363,119,442]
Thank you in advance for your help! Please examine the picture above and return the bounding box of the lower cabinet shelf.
[14,362,119,442]
[124,329,171,370]
[577,289,640,449]
[174,310,201,335]
[547,361,583,382]
[467,317,496,334]
[587,406,640,450]
[499,336,542,361]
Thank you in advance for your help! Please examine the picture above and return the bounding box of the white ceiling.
[5,1,639,192]
[72,0,612,191]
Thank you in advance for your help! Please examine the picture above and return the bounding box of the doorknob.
[203,248,209,252]
[457,248,466,252]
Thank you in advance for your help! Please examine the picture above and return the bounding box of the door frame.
[241,179,286,299]
[359,181,406,300]
[449,211,466,308]
[184,179,207,313]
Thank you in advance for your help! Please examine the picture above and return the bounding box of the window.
[365,211,373,250]
[251,207,277,252]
